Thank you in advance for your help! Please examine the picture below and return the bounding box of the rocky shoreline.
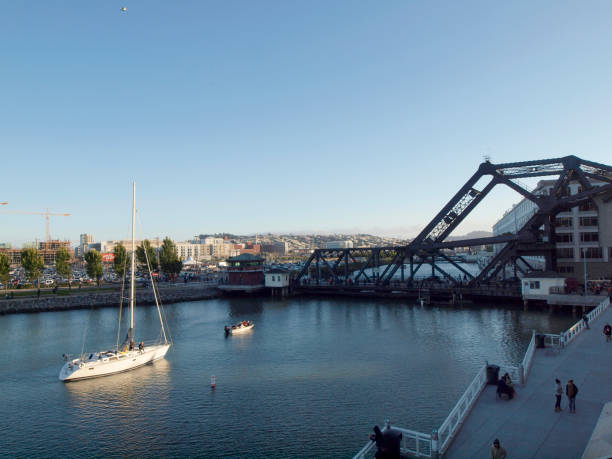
[0,285,221,315]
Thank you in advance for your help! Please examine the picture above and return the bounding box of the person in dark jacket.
[502,373,514,399]
[603,323,611,343]
[490,438,507,459]
[566,379,579,413]
[554,378,563,412]
[369,425,386,458]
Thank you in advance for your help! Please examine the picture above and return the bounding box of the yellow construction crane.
[1,208,70,243]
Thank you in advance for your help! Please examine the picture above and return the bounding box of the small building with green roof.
[218,253,265,294]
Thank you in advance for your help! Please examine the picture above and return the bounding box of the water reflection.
[64,359,171,403]
[227,298,264,318]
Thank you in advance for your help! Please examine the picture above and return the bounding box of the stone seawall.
[0,286,221,315]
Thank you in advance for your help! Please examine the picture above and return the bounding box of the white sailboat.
[59,183,171,382]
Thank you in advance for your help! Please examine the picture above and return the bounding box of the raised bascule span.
[294,155,612,291]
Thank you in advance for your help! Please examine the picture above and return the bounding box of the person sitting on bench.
[502,373,514,399]
[497,377,513,399]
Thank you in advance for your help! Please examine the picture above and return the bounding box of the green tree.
[0,253,10,296]
[55,247,72,289]
[136,239,158,272]
[159,237,183,278]
[84,249,103,287]
[113,243,129,279]
[21,248,44,286]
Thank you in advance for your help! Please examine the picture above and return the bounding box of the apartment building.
[174,242,211,262]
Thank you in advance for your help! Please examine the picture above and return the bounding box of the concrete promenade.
[446,303,612,459]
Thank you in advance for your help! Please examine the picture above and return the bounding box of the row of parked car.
[3,266,94,289]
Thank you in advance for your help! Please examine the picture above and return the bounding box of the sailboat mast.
[130,182,136,331]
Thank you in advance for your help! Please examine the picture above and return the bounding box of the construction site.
[0,206,71,266]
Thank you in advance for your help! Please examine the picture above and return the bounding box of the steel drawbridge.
[294,155,612,289]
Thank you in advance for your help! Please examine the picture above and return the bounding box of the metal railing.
[157,280,219,289]
[520,330,536,383]
[561,296,610,347]
[352,437,376,459]
[352,423,432,459]
[543,333,562,347]
[437,364,487,454]
[396,427,432,457]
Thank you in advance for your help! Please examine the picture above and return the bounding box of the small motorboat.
[225,320,254,336]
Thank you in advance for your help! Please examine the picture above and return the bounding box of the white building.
[521,272,566,299]
[174,242,211,262]
[193,236,235,259]
[265,270,290,287]
[97,239,163,254]
[265,269,290,296]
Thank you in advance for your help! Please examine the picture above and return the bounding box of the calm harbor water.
[0,297,575,458]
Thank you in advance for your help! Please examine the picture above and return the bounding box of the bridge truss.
[295,155,612,287]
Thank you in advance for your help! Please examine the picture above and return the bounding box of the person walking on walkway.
[490,438,507,459]
[603,323,611,343]
[583,314,590,330]
[555,378,563,412]
[566,379,579,413]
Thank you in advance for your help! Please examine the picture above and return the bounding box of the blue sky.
[1,1,611,246]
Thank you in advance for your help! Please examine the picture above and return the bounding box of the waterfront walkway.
[446,304,612,459]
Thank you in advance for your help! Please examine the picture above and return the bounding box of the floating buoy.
[211,375,216,388]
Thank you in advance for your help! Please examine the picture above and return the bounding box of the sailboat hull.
[59,344,170,382]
